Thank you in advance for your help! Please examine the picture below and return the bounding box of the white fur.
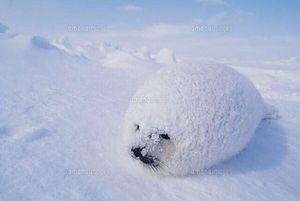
[124,62,265,176]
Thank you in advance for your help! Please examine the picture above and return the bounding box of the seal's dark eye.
[160,134,170,140]
[134,124,140,131]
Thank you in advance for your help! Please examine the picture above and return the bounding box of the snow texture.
[51,39,175,69]
[124,62,266,175]
[0,26,299,201]
[154,48,176,64]
[31,36,58,50]
[0,23,8,33]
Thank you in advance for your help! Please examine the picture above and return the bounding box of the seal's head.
[124,95,199,176]
[123,63,207,176]
[125,120,182,175]
[130,125,171,169]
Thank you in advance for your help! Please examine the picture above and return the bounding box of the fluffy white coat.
[124,62,266,176]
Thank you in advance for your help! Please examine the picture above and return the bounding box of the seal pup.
[124,62,270,176]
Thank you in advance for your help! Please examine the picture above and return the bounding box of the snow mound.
[52,38,176,68]
[52,37,75,54]
[103,49,157,69]
[0,23,8,33]
[31,36,58,50]
[132,47,151,60]
[124,62,265,175]
[154,48,176,64]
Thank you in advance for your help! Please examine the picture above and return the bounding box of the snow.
[0,26,299,201]
[31,36,58,50]
[0,23,8,33]
[154,48,177,64]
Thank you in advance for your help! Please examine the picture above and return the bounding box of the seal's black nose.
[131,147,144,158]
[130,146,157,166]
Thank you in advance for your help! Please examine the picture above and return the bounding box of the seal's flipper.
[263,103,279,120]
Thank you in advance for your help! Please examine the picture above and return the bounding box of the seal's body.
[124,62,266,176]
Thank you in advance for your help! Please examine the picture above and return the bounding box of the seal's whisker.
[150,165,157,172]
[158,161,175,176]
[152,165,159,172]
[146,163,155,172]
